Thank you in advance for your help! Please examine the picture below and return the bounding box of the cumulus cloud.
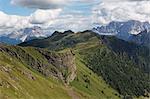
[11,0,97,9]
[0,9,62,35]
[1,0,150,36]
[92,0,150,24]
[46,15,92,32]
[0,11,31,35]
[0,7,91,35]
[11,0,69,9]
[30,9,62,24]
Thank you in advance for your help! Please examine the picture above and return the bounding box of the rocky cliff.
[0,45,76,85]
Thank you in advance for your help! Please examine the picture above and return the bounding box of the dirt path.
[65,85,80,99]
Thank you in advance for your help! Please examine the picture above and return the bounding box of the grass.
[70,53,120,99]
[0,51,71,99]
[17,30,150,98]
[0,45,121,99]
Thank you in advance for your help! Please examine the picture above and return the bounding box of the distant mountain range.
[93,20,150,47]
[0,26,46,45]
[1,29,150,98]
[0,20,150,47]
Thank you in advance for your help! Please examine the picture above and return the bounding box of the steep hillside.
[0,44,120,99]
[19,30,150,98]
[0,45,71,99]
[82,45,149,96]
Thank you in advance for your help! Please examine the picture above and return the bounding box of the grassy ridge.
[19,30,150,98]
[0,51,70,99]
[0,44,120,99]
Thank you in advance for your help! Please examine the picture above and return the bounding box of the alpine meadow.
[0,0,150,99]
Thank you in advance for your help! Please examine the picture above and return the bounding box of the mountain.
[0,36,22,45]
[19,30,150,98]
[93,20,150,47]
[0,43,120,98]
[0,26,46,45]
[129,30,150,47]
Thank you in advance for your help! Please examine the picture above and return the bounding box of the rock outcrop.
[0,45,76,85]
[38,50,76,84]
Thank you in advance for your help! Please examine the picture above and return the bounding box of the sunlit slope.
[19,30,150,97]
[0,44,120,99]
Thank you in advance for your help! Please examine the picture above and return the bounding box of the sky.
[0,0,150,35]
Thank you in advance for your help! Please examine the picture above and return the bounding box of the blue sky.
[0,0,150,35]
[0,0,99,16]
[0,0,35,16]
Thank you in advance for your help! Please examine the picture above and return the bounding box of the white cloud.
[46,15,92,32]
[0,9,62,35]
[0,9,92,36]
[30,9,62,24]
[92,0,150,24]
[11,0,69,9]
[1,0,150,36]
[10,0,96,9]
[0,11,31,35]
[0,7,91,35]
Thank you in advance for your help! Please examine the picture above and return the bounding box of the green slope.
[82,45,150,96]
[70,53,120,99]
[0,48,70,99]
[0,44,120,99]
[19,30,150,98]
[19,30,98,51]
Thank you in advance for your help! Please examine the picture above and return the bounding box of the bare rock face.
[39,50,77,84]
[57,51,76,84]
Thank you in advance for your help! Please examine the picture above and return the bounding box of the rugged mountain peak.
[9,26,45,42]
[93,20,150,40]
[0,26,46,45]
[50,30,74,38]
[51,31,61,36]
[64,30,74,34]
[129,30,150,47]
